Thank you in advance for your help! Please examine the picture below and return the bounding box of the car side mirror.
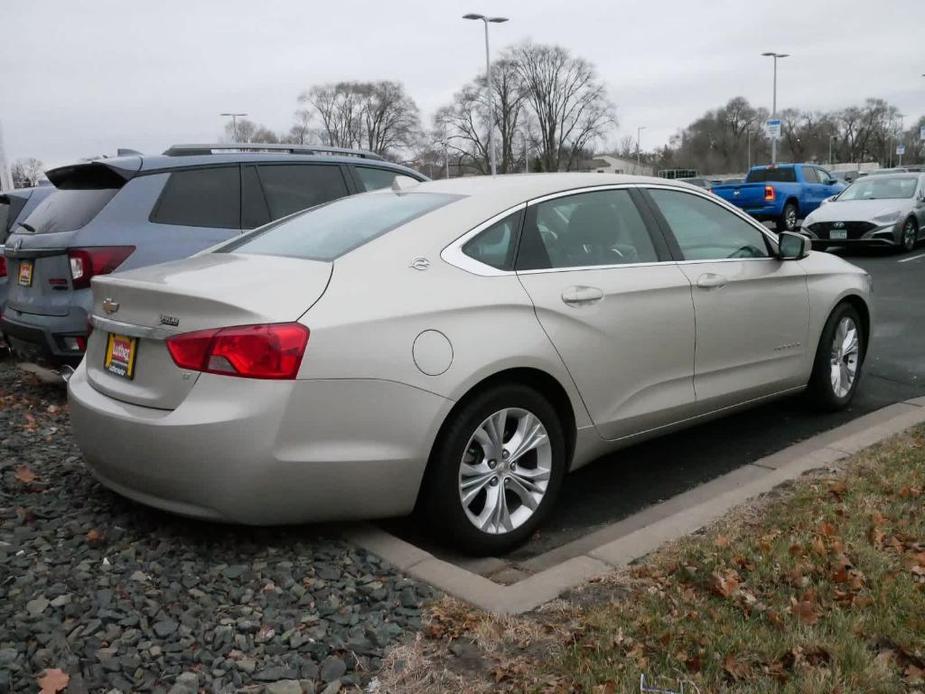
[778,231,810,260]
[825,178,837,186]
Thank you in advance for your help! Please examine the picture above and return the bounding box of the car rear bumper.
[67,362,454,524]
[0,305,89,365]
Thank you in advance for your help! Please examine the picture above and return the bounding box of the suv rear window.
[745,167,797,183]
[220,191,460,261]
[355,167,404,192]
[0,201,9,241]
[150,167,241,228]
[19,189,119,234]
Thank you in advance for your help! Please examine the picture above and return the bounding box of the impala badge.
[102,298,120,315]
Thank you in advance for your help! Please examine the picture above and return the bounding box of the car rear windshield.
[0,201,9,242]
[745,167,796,183]
[219,191,461,261]
[18,188,118,234]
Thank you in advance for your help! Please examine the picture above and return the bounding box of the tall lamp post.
[761,52,789,164]
[829,135,838,166]
[463,13,508,176]
[636,126,646,172]
[221,112,248,142]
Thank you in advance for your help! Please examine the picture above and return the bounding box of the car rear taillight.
[166,323,309,380]
[68,246,135,289]
[0,256,6,278]
[764,185,775,202]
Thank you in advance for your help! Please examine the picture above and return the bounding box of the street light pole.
[521,131,529,173]
[636,126,646,172]
[828,135,837,166]
[463,13,508,176]
[220,112,248,142]
[761,52,789,164]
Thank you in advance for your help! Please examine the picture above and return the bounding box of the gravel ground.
[0,356,435,693]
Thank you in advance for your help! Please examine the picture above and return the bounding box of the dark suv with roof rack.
[1,144,426,365]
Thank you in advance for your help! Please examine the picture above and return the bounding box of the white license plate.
[830,229,847,240]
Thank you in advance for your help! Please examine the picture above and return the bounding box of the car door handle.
[561,285,604,306]
[696,273,727,290]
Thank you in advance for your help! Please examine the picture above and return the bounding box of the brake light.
[0,256,6,278]
[166,323,309,380]
[764,185,775,202]
[68,246,135,289]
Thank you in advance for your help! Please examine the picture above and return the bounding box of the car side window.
[241,166,270,229]
[516,189,659,270]
[647,189,770,261]
[462,210,523,270]
[802,167,819,183]
[354,167,405,192]
[150,167,241,228]
[257,164,349,220]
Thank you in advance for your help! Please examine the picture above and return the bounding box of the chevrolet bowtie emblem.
[102,298,120,315]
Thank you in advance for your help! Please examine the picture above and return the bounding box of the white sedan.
[802,173,925,252]
[68,174,873,554]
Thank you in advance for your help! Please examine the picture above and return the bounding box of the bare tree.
[509,42,616,171]
[298,81,420,156]
[11,158,44,187]
[223,118,258,143]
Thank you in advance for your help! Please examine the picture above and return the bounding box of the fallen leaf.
[14,465,36,484]
[817,521,837,537]
[86,529,105,545]
[790,591,819,625]
[905,664,925,684]
[714,534,730,548]
[723,654,751,681]
[710,570,740,598]
[37,668,69,694]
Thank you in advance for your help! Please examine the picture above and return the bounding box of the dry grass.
[375,426,925,693]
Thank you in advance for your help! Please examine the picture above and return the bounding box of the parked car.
[1,186,54,314]
[712,163,846,232]
[801,173,925,252]
[2,144,426,366]
[68,173,872,554]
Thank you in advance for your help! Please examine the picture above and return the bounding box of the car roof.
[388,172,700,210]
[45,152,425,187]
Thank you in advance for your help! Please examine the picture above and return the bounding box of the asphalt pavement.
[389,246,925,561]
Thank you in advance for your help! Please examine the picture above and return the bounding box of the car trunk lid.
[712,182,769,208]
[84,253,332,410]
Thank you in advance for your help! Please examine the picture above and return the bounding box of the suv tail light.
[68,246,135,289]
[0,256,6,278]
[764,186,776,202]
[166,323,309,380]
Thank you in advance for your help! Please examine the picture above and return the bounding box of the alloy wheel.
[829,316,859,398]
[458,407,552,535]
[902,220,916,251]
[785,205,798,231]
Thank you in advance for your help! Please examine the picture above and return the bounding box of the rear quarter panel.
[294,213,594,431]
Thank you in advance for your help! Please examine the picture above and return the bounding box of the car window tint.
[517,189,658,270]
[462,210,523,270]
[20,189,119,234]
[258,164,349,219]
[151,167,241,228]
[0,201,9,241]
[648,189,770,260]
[241,166,270,229]
[354,167,404,192]
[745,167,797,183]
[220,192,461,261]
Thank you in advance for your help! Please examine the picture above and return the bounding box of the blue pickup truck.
[712,164,846,232]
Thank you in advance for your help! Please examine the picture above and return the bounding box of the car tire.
[778,202,799,232]
[420,383,567,555]
[899,217,918,253]
[806,303,865,411]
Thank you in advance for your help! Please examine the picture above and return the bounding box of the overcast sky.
[2,0,923,167]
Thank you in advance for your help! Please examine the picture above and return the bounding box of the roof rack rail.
[162,143,384,160]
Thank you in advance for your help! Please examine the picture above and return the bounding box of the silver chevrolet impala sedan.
[68,174,872,554]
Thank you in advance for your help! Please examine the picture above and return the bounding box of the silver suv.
[2,144,425,365]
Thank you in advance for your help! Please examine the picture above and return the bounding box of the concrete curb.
[345,398,925,615]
